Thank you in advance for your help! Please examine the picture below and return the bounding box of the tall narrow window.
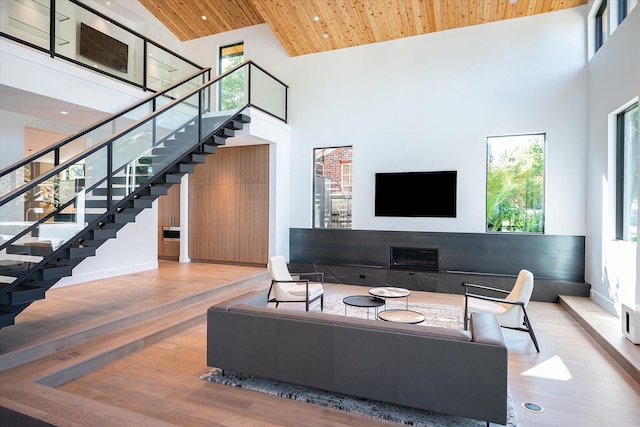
[617,103,639,242]
[486,134,545,233]
[620,0,638,23]
[595,0,609,52]
[314,147,353,229]
[219,42,244,110]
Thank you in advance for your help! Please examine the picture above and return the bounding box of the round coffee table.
[343,295,385,319]
[378,309,425,324]
[369,286,411,309]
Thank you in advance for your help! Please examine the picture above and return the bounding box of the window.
[218,42,244,110]
[341,162,353,193]
[617,103,639,242]
[486,134,545,233]
[595,0,609,52]
[620,0,638,23]
[594,0,636,51]
[314,147,353,229]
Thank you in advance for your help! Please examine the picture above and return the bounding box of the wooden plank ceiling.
[139,0,587,57]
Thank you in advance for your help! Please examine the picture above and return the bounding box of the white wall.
[586,5,640,313]
[181,9,588,257]
[54,207,158,288]
[286,7,588,235]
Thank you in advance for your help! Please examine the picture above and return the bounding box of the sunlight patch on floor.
[521,355,572,381]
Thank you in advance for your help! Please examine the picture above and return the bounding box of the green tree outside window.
[219,43,244,111]
[486,134,545,233]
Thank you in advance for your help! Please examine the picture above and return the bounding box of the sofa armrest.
[469,312,505,346]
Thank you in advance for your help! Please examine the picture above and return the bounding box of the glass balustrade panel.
[54,0,145,87]
[157,74,207,109]
[147,43,201,92]
[250,65,287,121]
[199,66,247,139]
[6,0,56,50]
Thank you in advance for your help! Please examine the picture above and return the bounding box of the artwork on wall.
[79,23,128,72]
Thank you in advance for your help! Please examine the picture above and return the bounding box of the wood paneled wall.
[189,145,269,265]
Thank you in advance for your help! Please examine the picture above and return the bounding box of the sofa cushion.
[229,303,472,342]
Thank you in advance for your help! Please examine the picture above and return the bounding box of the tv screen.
[79,23,128,73]
[375,171,457,217]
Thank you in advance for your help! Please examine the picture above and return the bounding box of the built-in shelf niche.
[9,17,69,45]
[10,0,70,45]
[15,0,70,21]
[149,55,177,72]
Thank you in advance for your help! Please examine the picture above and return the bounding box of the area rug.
[317,292,464,330]
[201,368,518,426]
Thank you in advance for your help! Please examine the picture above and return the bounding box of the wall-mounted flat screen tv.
[375,171,457,217]
[79,23,128,73]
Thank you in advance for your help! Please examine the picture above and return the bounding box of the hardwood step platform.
[0,262,270,372]
[560,295,640,385]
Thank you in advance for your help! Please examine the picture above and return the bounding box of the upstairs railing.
[0,67,211,200]
[0,0,203,92]
[0,60,287,295]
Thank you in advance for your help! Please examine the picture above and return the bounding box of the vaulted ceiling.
[138,0,587,57]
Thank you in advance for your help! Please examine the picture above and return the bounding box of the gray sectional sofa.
[207,290,509,425]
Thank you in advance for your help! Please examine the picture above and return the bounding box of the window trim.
[616,102,639,241]
[485,133,546,234]
[340,162,353,193]
[595,0,608,51]
[217,42,244,111]
[218,42,244,74]
[313,146,353,229]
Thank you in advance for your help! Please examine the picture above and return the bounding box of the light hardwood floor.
[1,261,639,426]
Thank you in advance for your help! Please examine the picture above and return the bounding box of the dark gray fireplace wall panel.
[289,228,585,283]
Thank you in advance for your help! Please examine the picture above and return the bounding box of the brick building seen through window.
[314,147,353,228]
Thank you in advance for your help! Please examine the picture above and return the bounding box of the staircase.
[0,60,284,329]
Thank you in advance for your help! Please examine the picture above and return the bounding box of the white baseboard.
[52,261,159,289]
[590,289,619,316]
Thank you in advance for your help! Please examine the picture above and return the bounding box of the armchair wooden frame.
[267,271,325,311]
[462,282,540,353]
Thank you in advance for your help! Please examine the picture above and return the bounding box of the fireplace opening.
[390,247,439,272]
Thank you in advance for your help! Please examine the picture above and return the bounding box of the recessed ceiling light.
[60,111,68,115]
[201,15,207,20]
[313,16,320,22]
[322,33,329,39]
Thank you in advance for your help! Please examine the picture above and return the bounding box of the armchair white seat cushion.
[268,255,324,311]
[281,283,324,300]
